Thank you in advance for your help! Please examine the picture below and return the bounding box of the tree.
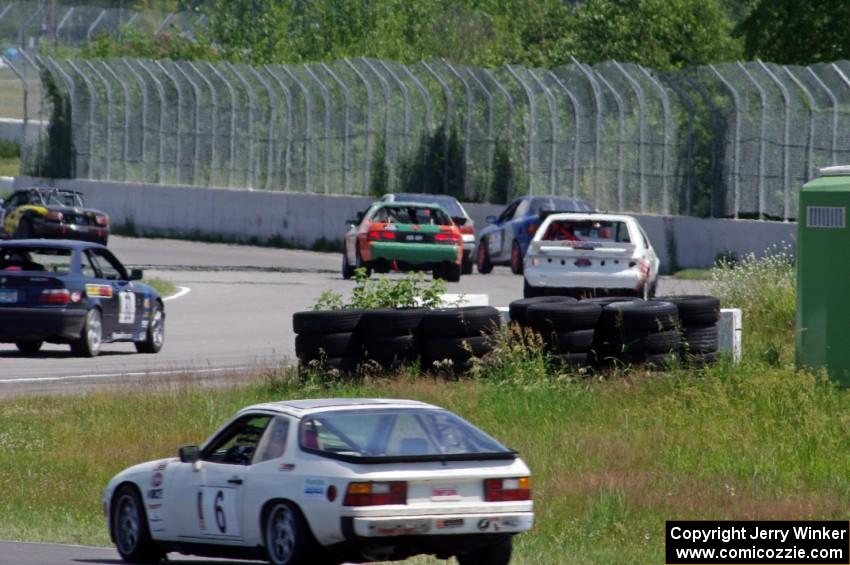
[737,0,850,65]
[565,0,741,70]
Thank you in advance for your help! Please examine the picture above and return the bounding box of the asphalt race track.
[0,236,709,395]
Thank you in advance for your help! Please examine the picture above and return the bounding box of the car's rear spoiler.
[301,446,518,464]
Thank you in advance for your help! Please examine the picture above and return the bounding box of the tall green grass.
[1,249,845,565]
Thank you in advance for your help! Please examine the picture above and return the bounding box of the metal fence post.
[505,65,537,196]
[379,61,410,156]
[136,59,168,183]
[592,70,625,210]
[100,61,131,181]
[361,58,393,188]
[466,69,495,197]
[783,66,816,181]
[442,59,474,198]
[264,65,293,191]
[248,65,279,191]
[121,57,148,182]
[737,62,767,219]
[806,67,838,166]
[571,58,604,209]
[421,60,452,194]
[83,60,114,181]
[155,60,183,185]
[19,5,43,48]
[527,69,558,196]
[173,62,203,186]
[612,61,647,213]
[303,64,331,195]
[207,62,238,188]
[66,60,97,179]
[544,71,582,200]
[320,63,351,194]
[401,66,432,190]
[228,63,257,189]
[343,59,373,193]
[758,61,793,221]
[188,61,219,186]
[639,66,672,215]
[86,9,107,42]
[709,65,742,219]
[660,72,696,215]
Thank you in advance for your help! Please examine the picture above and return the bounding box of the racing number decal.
[118,291,136,324]
[197,487,240,537]
[214,490,227,533]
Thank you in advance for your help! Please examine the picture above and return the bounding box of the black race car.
[0,187,110,245]
[0,240,164,356]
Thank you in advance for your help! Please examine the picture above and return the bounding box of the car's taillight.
[460,224,475,235]
[46,210,63,222]
[368,230,396,241]
[435,232,461,244]
[344,481,407,506]
[40,289,71,305]
[95,214,109,227]
[527,223,538,236]
[484,477,531,502]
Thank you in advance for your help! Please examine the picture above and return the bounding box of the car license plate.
[0,289,17,303]
[431,485,460,500]
[405,234,424,242]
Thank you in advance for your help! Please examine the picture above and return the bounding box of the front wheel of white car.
[457,538,512,565]
[111,484,163,564]
[264,501,318,565]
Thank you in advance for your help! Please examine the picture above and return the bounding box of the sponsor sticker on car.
[303,478,327,499]
[86,284,113,298]
[0,289,17,303]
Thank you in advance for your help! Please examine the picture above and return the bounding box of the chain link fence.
[10,52,850,220]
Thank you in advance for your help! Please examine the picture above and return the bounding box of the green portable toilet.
[796,166,850,385]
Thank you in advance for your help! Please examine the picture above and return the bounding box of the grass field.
[1,250,843,564]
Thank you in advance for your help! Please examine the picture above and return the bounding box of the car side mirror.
[485,215,497,224]
[179,445,200,463]
[129,268,143,281]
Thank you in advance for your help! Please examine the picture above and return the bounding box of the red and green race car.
[343,202,464,282]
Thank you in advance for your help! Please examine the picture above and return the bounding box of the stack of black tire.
[508,296,577,328]
[360,308,427,370]
[658,295,721,366]
[595,300,681,368]
[525,301,602,368]
[293,309,364,372]
[420,307,502,371]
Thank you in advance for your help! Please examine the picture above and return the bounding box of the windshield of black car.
[372,205,451,226]
[0,247,72,274]
[42,192,82,207]
[541,220,631,243]
[299,408,510,458]
[392,194,464,217]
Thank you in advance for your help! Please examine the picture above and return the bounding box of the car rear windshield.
[0,247,73,274]
[541,220,632,243]
[42,191,83,207]
[392,194,464,218]
[299,408,513,462]
[531,197,593,214]
[373,205,451,226]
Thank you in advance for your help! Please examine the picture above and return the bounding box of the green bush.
[313,268,448,310]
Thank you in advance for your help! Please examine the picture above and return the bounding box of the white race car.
[103,398,534,565]
[523,212,660,299]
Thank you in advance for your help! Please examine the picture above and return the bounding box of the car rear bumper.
[37,222,109,244]
[370,242,460,265]
[0,307,86,341]
[524,266,647,291]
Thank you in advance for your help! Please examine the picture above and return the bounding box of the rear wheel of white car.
[264,501,313,565]
[112,484,163,564]
[458,538,512,565]
[523,278,543,298]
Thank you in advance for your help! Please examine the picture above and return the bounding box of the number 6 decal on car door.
[118,291,135,324]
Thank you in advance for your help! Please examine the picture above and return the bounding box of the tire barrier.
[509,295,721,370]
[658,295,721,366]
[293,306,501,373]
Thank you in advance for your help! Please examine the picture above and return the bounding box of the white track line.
[0,365,259,384]
[163,286,191,301]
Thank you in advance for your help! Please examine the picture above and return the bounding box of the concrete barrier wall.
[14,176,797,269]
[0,119,45,145]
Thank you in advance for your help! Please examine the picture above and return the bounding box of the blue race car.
[0,240,164,356]
[475,196,594,274]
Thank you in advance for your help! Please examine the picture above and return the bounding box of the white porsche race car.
[103,398,534,565]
